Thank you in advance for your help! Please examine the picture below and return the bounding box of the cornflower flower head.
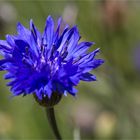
[0,16,104,107]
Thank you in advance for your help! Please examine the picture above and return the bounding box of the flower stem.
[46,107,62,140]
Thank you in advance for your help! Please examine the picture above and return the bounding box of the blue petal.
[56,25,69,50]
[44,84,52,99]
[30,19,41,46]
[80,73,96,81]
[63,58,78,76]
[67,87,78,96]
[0,59,13,70]
[69,75,80,85]
[73,42,94,57]
[4,73,14,79]
[66,26,80,53]
[54,82,65,94]
[6,35,16,47]
[80,59,104,73]
[12,90,23,96]
[53,17,62,44]
[0,40,12,54]
[36,87,44,100]
[77,48,100,65]
[43,15,54,47]
[16,22,30,41]
[15,40,29,52]
[57,26,77,53]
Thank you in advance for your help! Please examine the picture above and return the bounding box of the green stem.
[46,107,62,140]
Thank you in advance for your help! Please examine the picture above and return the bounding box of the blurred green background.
[0,0,140,139]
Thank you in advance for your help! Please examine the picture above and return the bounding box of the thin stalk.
[46,107,62,140]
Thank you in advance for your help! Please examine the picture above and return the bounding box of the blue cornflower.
[0,16,104,106]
